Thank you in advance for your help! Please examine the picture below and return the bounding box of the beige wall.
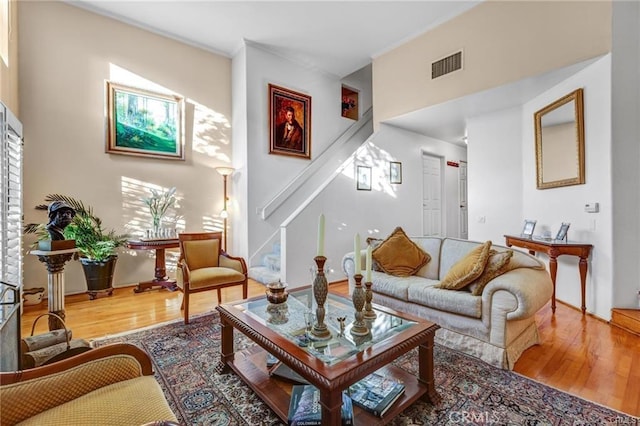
[0,0,19,112]
[373,0,611,128]
[19,1,232,294]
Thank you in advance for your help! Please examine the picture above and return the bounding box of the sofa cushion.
[468,249,514,295]
[436,241,492,290]
[17,376,177,425]
[372,227,430,277]
[408,284,482,318]
[371,271,439,301]
[409,237,443,280]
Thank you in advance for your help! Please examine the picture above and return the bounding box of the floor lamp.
[215,167,234,251]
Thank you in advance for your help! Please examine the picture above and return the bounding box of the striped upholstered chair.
[0,343,177,425]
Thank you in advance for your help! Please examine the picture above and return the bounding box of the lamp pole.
[215,167,235,252]
[222,173,228,251]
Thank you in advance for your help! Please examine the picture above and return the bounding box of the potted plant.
[24,194,129,299]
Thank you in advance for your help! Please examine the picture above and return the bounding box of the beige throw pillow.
[436,241,492,290]
[372,227,431,277]
[468,249,514,295]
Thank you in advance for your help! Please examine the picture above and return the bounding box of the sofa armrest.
[0,343,153,425]
[481,268,553,321]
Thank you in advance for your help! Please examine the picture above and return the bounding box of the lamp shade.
[215,167,235,176]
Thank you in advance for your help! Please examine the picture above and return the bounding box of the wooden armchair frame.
[177,232,248,324]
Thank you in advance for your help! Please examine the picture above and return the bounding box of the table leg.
[218,317,233,374]
[549,253,558,314]
[320,388,343,425]
[134,248,177,292]
[418,337,441,404]
[579,256,588,315]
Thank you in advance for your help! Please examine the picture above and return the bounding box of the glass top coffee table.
[216,287,440,425]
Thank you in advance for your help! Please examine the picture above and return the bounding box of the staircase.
[248,241,281,285]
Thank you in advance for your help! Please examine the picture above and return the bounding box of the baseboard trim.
[611,308,640,336]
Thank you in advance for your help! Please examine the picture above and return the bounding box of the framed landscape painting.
[269,84,311,159]
[106,82,185,160]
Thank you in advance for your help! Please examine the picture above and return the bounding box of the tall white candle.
[366,245,372,282]
[317,214,325,257]
[354,233,361,273]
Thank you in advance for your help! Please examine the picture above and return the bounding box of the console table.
[504,235,592,315]
[126,239,179,293]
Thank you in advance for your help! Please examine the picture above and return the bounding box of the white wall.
[467,106,523,243]
[19,2,232,294]
[611,0,640,308]
[284,124,467,287]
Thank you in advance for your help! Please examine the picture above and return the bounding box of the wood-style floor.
[21,280,640,418]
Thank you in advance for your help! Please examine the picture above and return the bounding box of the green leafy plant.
[24,194,129,262]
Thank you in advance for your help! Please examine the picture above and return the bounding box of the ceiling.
[67,0,481,78]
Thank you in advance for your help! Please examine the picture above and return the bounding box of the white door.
[422,154,443,236]
[459,161,468,239]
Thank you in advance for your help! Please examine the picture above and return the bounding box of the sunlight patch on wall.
[121,177,184,270]
[109,64,175,95]
[202,215,223,233]
[341,141,398,198]
[190,98,231,161]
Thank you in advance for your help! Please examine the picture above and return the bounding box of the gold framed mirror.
[534,88,585,189]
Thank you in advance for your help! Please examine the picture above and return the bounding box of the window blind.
[0,102,23,291]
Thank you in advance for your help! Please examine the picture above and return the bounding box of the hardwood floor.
[21,280,640,417]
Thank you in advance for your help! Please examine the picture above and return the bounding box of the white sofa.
[341,237,553,369]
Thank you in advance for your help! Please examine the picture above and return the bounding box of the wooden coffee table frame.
[216,295,440,425]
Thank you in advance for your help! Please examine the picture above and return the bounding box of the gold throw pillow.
[436,241,492,290]
[372,227,431,277]
[468,249,514,295]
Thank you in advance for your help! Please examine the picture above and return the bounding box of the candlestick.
[311,256,331,340]
[365,245,372,282]
[317,214,325,257]
[363,281,377,320]
[350,274,369,336]
[354,233,361,273]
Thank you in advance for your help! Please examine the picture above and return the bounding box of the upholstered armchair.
[176,232,248,324]
[0,343,177,425]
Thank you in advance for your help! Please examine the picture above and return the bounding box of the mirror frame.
[534,88,585,189]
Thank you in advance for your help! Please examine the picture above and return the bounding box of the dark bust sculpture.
[45,201,76,240]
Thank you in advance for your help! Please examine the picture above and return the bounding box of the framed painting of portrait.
[106,82,185,160]
[269,84,312,159]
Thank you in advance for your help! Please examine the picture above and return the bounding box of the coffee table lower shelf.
[228,346,427,425]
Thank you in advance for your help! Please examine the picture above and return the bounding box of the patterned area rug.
[93,312,633,425]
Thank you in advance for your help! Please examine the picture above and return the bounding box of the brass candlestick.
[363,281,377,320]
[311,256,331,340]
[350,274,369,336]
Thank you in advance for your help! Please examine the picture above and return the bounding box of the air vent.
[431,51,462,79]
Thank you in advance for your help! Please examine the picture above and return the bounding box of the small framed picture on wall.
[390,162,402,184]
[357,166,372,191]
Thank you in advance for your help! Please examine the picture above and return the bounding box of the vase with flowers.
[142,187,177,237]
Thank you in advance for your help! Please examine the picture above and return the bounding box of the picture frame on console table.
[521,219,537,238]
[555,222,570,242]
[268,84,312,160]
[106,82,185,160]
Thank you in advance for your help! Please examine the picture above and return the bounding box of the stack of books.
[347,371,405,417]
[287,385,353,425]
